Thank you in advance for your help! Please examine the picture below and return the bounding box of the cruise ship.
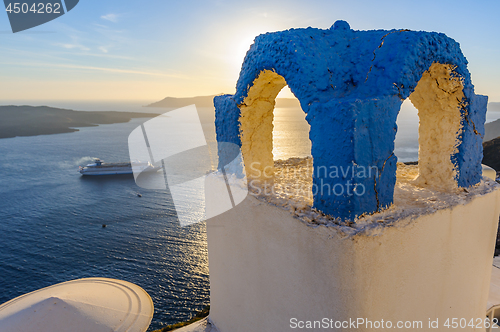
[79,159,160,176]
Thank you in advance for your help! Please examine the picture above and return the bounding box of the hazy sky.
[1,0,499,102]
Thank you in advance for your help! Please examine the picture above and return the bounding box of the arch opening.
[394,98,419,163]
[273,86,311,161]
[238,70,313,203]
[239,70,312,179]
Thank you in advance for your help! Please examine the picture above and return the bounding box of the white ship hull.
[79,159,160,176]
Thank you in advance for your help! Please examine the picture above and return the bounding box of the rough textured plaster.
[239,70,286,181]
[410,63,464,191]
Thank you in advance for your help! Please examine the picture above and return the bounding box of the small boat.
[79,159,160,176]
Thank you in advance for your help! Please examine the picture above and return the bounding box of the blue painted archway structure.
[214,21,487,220]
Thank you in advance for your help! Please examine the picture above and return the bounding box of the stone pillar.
[307,96,401,219]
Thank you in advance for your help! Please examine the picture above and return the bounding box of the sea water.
[0,118,208,331]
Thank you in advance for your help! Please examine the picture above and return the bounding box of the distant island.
[0,105,157,139]
[483,137,500,172]
[480,102,500,172]
[147,95,219,108]
[146,94,301,109]
[0,95,302,140]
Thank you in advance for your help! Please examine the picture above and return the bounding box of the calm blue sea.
[1,100,499,331]
[0,117,209,331]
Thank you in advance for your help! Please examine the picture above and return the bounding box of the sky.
[0,0,499,102]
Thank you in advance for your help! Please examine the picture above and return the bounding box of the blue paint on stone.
[214,94,241,169]
[332,20,350,31]
[454,93,488,188]
[214,21,487,220]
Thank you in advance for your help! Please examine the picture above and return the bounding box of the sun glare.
[231,34,259,73]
